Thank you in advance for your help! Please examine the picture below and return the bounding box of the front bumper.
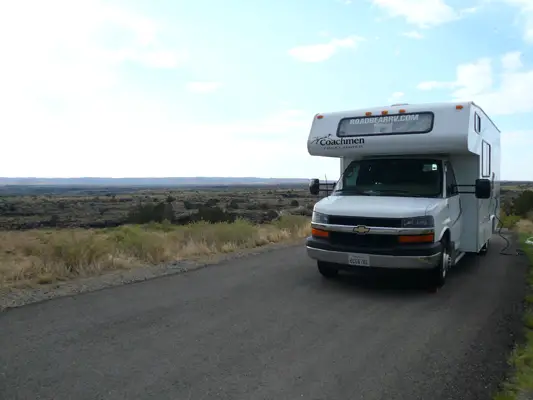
[306,237,441,270]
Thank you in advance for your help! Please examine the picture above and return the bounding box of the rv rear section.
[306,102,500,288]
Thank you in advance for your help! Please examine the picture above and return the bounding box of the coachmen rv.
[306,102,500,289]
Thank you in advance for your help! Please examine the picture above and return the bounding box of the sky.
[0,0,532,180]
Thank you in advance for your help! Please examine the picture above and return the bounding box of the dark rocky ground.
[0,185,318,230]
[0,180,529,231]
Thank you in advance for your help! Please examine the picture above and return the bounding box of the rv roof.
[316,101,499,133]
[307,101,499,158]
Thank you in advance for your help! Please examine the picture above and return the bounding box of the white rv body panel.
[306,101,500,280]
[316,195,444,219]
[308,102,471,158]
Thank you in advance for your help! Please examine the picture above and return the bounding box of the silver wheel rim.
[442,248,451,279]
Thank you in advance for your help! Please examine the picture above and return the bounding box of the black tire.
[477,239,490,256]
[317,262,339,279]
[428,240,451,290]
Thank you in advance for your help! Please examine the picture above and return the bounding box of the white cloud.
[133,50,189,69]
[459,6,480,15]
[416,57,493,96]
[186,81,223,93]
[371,0,480,28]
[502,130,533,180]
[288,36,365,62]
[402,30,424,39]
[0,100,336,178]
[0,1,339,179]
[371,0,459,27]
[388,91,405,103]
[503,0,533,43]
[0,0,187,102]
[416,52,533,115]
[504,130,533,145]
[501,51,523,70]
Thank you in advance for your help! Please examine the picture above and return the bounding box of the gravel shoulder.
[0,234,528,400]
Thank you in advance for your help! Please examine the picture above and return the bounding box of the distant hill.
[500,181,533,188]
[0,177,528,188]
[0,177,311,187]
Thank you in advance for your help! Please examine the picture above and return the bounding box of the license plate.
[348,253,370,267]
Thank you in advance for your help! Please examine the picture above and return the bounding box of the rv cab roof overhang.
[307,101,498,159]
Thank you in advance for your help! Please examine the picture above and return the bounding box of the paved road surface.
[0,235,528,400]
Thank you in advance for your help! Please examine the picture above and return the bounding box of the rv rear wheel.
[317,262,339,279]
[428,240,451,290]
[477,239,490,256]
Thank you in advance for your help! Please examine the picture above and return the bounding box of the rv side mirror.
[309,178,320,195]
[475,178,491,199]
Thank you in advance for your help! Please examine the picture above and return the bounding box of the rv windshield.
[333,158,443,198]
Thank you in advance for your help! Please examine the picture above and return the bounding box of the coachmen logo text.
[353,225,370,235]
[310,134,364,149]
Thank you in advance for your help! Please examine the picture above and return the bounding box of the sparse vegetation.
[499,188,533,230]
[471,184,533,400]
[0,185,317,288]
[494,185,533,400]
[494,229,533,400]
[0,186,314,230]
[0,215,311,288]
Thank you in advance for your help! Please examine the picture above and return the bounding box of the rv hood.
[314,195,443,219]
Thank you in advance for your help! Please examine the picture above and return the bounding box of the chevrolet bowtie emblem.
[353,225,370,235]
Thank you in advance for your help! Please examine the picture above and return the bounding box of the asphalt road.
[0,235,529,400]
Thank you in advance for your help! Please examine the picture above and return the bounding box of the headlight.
[311,211,329,224]
[401,216,434,228]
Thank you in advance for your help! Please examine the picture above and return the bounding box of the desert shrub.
[127,202,174,224]
[196,206,235,224]
[19,230,113,276]
[511,190,533,217]
[500,214,521,229]
[259,203,270,210]
[108,225,171,264]
[204,198,219,207]
[227,199,240,209]
[185,219,256,246]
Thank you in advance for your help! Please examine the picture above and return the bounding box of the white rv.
[306,101,500,288]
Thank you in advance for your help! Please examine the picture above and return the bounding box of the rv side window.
[474,113,481,133]
[482,141,491,177]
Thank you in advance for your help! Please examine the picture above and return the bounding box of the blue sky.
[0,0,532,180]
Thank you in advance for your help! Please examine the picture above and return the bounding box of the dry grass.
[516,219,533,236]
[0,215,310,288]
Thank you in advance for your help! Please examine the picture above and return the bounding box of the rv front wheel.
[317,262,339,279]
[429,240,451,290]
